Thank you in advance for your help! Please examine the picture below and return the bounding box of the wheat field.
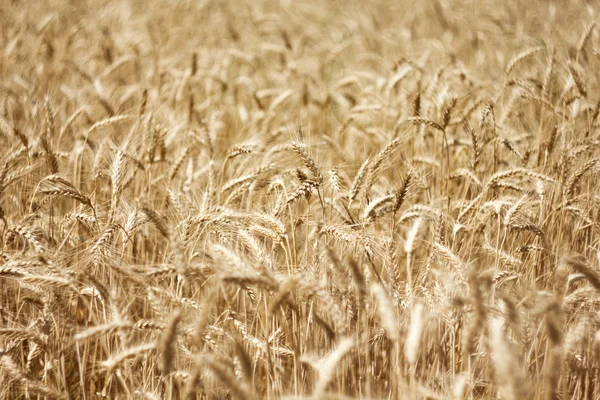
[1,0,600,399]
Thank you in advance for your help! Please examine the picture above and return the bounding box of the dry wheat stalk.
[100,343,157,372]
[505,46,544,75]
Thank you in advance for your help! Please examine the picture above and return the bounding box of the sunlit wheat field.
[1,0,600,399]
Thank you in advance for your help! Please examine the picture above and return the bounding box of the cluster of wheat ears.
[2,0,600,399]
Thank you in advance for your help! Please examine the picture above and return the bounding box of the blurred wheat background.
[1,0,600,399]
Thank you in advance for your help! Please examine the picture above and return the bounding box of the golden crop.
[1,0,600,398]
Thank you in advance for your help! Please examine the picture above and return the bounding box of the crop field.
[2,0,600,398]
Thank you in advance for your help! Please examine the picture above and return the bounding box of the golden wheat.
[2,0,600,399]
